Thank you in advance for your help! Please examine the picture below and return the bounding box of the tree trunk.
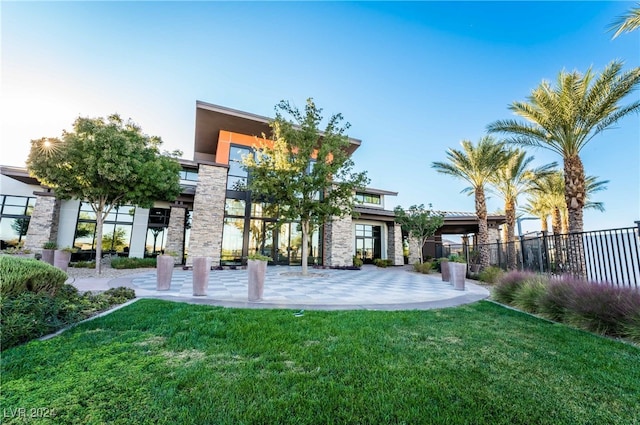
[301,220,309,276]
[551,207,562,235]
[540,214,548,233]
[563,154,586,277]
[505,198,516,270]
[95,205,104,275]
[475,186,490,269]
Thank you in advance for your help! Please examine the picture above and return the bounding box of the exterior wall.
[0,174,39,197]
[129,207,149,258]
[408,236,422,264]
[324,214,354,267]
[187,164,227,266]
[387,222,404,266]
[24,192,60,252]
[488,227,501,244]
[57,199,80,249]
[165,205,187,263]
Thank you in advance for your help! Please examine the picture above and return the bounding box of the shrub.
[624,311,640,344]
[564,280,640,338]
[478,266,504,284]
[492,271,537,305]
[42,241,57,249]
[538,277,579,322]
[111,257,157,269]
[352,256,363,268]
[511,275,549,314]
[0,255,68,297]
[373,258,393,268]
[413,261,433,274]
[0,284,136,351]
[71,260,96,269]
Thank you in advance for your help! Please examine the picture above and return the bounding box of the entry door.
[249,219,276,262]
[277,223,303,265]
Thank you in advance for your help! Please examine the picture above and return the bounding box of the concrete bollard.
[192,256,211,296]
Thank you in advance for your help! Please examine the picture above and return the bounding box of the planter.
[449,262,467,291]
[440,259,450,282]
[156,255,175,291]
[470,264,481,274]
[41,249,55,265]
[247,259,267,301]
[192,256,211,296]
[53,250,72,272]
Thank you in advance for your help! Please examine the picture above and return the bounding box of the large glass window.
[145,208,170,255]
[0,195,35,249]
[221,217,245,265]
[355,192,381,205]
[179,168,198,182]
[74,202,135,259]
[227,146,252,190]
[355,224,382,263]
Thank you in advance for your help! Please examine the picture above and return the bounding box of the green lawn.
[2,299,639,425]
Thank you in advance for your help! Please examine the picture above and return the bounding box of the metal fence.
[437,225,640,289]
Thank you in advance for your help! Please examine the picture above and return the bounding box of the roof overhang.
[0,165,42,186]
[194,101,362,160]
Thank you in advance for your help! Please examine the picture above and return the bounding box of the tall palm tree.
[487,61,640,234]
[432,136,507,269]
[528,172,565,235]
[521,199,551,233]
[489,149,556,269]
[610,3,640,39]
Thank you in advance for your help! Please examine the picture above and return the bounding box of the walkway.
[69,265,490,311]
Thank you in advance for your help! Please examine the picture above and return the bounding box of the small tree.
[394,204,444,263]
[27,114,182,274]
[243,98,369,275]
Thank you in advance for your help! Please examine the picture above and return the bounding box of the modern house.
[0,101,405,267]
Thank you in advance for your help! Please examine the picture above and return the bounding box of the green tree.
[487,61,640,234]
[610,3,640,38]
[432,136,507,270]
[27,114,182,274]
[393,204,444,264]
[243,98,369,275]
[489,149,556,269]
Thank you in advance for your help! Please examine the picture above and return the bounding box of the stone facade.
[387,222,404,266]
[324,214,353,267]
[186,164,227,266]
[407,236,422,264]
[24,192,60,252]
[165,205,187,264]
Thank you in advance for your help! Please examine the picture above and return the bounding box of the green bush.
[0,255,68,297]
[492,271,536,305]
[0,284,136,351]
[373,258,393,268]
[478,266,504,284]
[111,257,157,269]
[413,261,433,274]
[511,275,549,314]
[352,256,363,268]
[71,260,96,268]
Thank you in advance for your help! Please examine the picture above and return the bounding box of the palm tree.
[489,149,556,269]
[610,3,640,39]
[521,197,552,233]
[432,136,507,269]
[528,172,565,235]
[487,61,640,234]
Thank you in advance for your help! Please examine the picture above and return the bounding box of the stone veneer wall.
[407,236,422,264]
[24,192,61,252]
[324,215,353,267]
[165,205,187,264]
[187,164,227,266]
[387,223,405,266]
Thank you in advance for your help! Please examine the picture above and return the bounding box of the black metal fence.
[437,225,640,289]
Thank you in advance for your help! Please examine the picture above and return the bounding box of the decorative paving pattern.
[125,265,489,308]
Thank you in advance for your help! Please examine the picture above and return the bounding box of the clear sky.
[1,1,639,234]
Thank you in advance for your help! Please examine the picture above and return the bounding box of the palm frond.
[610,3,640,39]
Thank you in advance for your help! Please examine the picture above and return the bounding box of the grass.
[2,299,639,424]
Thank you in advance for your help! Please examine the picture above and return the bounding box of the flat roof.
[194,101,362,160]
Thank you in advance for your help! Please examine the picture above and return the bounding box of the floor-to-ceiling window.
[220,144,322,266]
[355,224,382,264]
[0,195,35,249]
[73,202,134,260]
[145,208,170,256]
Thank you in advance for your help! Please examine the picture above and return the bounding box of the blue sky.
[1,1,639,234]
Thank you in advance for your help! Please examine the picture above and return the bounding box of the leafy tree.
[610,3,640,38]
[27,114,182,274]
[487,61,640,234]
[394,204,444,264]
[243,98,369,275]
[432,136,508,270]
[489,149,556,269]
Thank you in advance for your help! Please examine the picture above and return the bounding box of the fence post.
[536,235,544,273]
[540,230,549,273]
[519,235,526,271]
[496,239,502,270]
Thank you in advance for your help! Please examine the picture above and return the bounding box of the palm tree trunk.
[563,154,586,276]
[551,208,562,235]
[540,214,549,233]
[505,198,517,270]
[475,187,490,269]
